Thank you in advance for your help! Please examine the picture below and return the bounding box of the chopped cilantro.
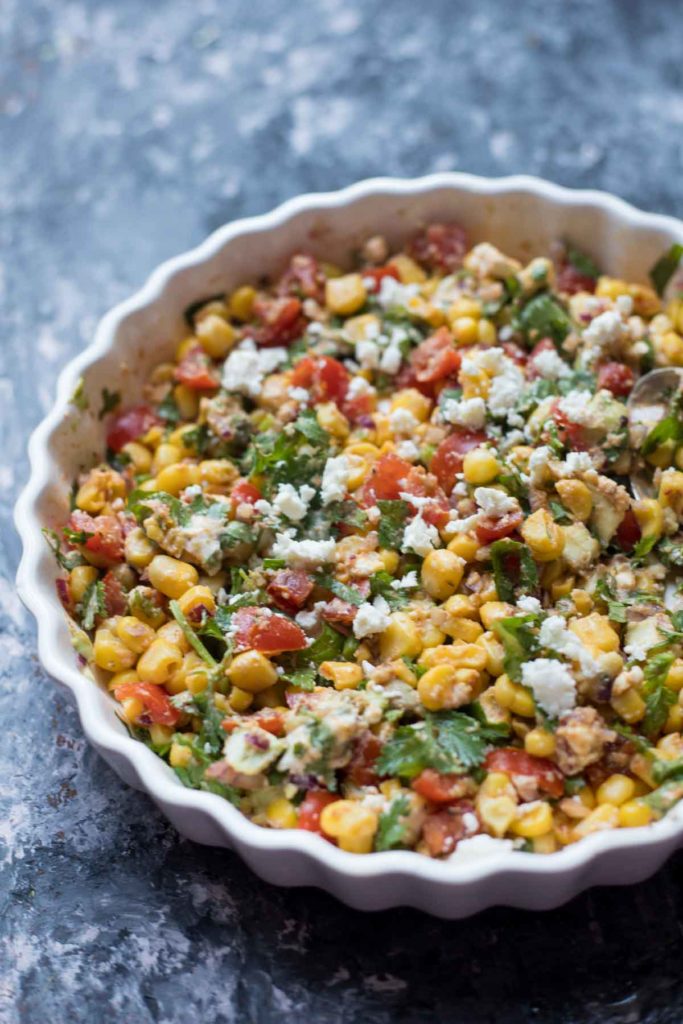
[650,243,683,296]
[518,292,572,345]
[549,500,572,524]
[294,409,329,445]
[640,391,683,456]
[42,527,84,571]
[98,388,121,420]
[79,580,106,630]
[489,539,538,603]
[157,390,181,424]
[566,246,599,280]
[377,499,410,549]
[642,651,677,737]
[370,570,409,610]
[375,796,411,852]
[376,712,504,780]
[314,573,365,606]
[493,614,539,682]
[70,378,89,411]
[169,600,217,667]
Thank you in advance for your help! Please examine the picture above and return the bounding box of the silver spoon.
[627,367,683,499]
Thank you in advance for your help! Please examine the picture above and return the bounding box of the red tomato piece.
[341,390,374,424]
[113,681,180,727]
[277,254,325,302]
[616,508,641,553]
[56,577,74,615]
[251,296,306,347]
[552,402,588,451]
[106,404,160,452]
[411,769,468,804]
[361,453,414,504]
[501,341,529,367]
[475,508,524,544]
[232,606,308,654]
[230,478,262,508]
[174,344,220,390]
[556,263,597,295]
[597,361,634,398]
[290,355,350,406]
[321,598,357,631]
[362,265,400,292]
[347,732,383,787]
[298,790,338,834]
[421,801,477,857]
[410,327,461,384]
[484,748,564,799]
[267,570,314,614]
[102,571,127,616]
[394,362,437,399]
[68,511,125,567]
[430,431,487,494]
[407,223,468,273]
[254,709,286,737]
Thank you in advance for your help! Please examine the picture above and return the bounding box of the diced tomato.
[347,732,383,787]
[102,571,127,616]
[616,508,641,553]
[321,599,357,630]
[501,341,529,367]
[411,769,468,804]
[475,509,524,544]
[290,355,350,406]
[430,431,487,494]
[174,344,220,390]
[362,265,401,292]
[556,263,597,295]
[232,606,308,654]
[68,511,124,567]
[254,709,286,737]
[298,790,338,834]
[113,681,180,727]
[410,327,461,384]
[342,391,374,424]
[361,453,414,503]
[552,401,588,451]
[421,800,477,857]
[484,748,564,799]
[394,362,437,399]
[267,570,314,614]
[251,296,306,347]
[230,478,262,507]
[597,361,634,398]
[407,223,468,273]
[106,404,160,453]
[277,254,325,302]
[56,577,74,615]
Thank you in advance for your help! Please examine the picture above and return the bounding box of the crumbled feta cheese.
[272,483,315,522]
[346,376,376,399]
[487,361,525,419]
[395,440,419,462]
[222,341,288,397]
[532,348,571,380]
[557,451,594,476]
[615,294,634,317]
[443,512,481,536]
[474,487,519,517]
[528,445,552,486]
[321,455,351,505]
[288,386,310,403]
[380,340,404,375]
[356,339,380,369]
[451,480,469,498]
[583,310,623,349]
[375,276,420,309]
[517,595,541,613]
[271,530,335,568]
[402,512,440,556]
[294,601,327,630]
[539,614,598,675]
[399,491,433,511]
[448,834,515,863]
[389,408,419,434]
[521,658,577,718]
[183,484,203,498]
[441,395,487,430]
[557,389,595,425]
[391,570,419,590]
[353,595,391,639]
[461,346,505,376]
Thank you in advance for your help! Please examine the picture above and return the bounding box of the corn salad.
[47,225,683,859]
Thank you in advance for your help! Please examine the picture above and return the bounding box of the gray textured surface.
[3,0,683,1021]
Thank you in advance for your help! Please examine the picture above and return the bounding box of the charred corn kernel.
[657,733,683,759]
[119,697,144,724]
[417,618,446,650]
[572,803,619,839]
[420,549,464,600]
[419,642,488,672]
[525,728,556,758]
[228,285,256,321]
[631,753,656,788]
[463,448,500,485]
[477,631,505,677]
[569,613,620,654]
[510,801,553,838]
[93,628,137,673]
[418,664,462,711]
[228,686,253,712]
[344,453,371,490]
[172,383,199,421]
[155,462,201,496]
[319,800,378,854]
[389,254,426,284]
[176,335,196,360]
[379,612,423,660]
[476,777,517,837]
[129,587,166,629]
[596,651,624,679]
[476,319,496,346]
[610,688,646,723]
[451,316,479,346]
[266,797,298,830]
[551,575,575,601]
[197,459,237,494]
[148,555,199,599]
[596,774,636,807]
[521,508,565,561]
[390,388,432,422]
[664,704,683,733]
[494,674,535,717]
[195,314,236,359]
[618,800,653,828]
[151,442,184,475]
[121,441,152,474]
[667,659,683,692]
[136,477,159,494]
[156,621,190,653]
[176,585,216,618]
[228,650,278,693]
[533,832,558,854]
[325,273,367,316]
[69,564,99,604]
[319,661,364,690]
[554,479,593,521]
[316,401,349,439]
[445,619,484,643]
[633,498,664,542]
[442,594,478,619]
[389,659,417,687]
[137,638,184,684]
[658,468,683,517]
[115,616,155,655]
[170,742,192,769]
[479,601,515,629]
[149,723,173,746]
[181,652,210,695]
[571,589,593,615]
[378,549,399,574]
[75,467,126,514]
[107,669,138,692]
[447,533,479,562]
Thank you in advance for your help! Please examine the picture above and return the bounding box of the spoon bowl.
[627,366,683,499]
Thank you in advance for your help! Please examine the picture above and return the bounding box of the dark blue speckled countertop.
[3,1,683,1020]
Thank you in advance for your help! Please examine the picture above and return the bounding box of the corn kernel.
[228,686,253,711]
[477,631,505,677]
[319,661,364,690]
[120,441,152,474]
[447,533,479,562]
[667,659,683,692]
[610,688,646,724]
[451,316,479,346]
[554,478,593,521]
[173,383,200,421]
[228,285,257,321]
[479,601,515,629]
[664,703,683,733]
[317,401,350,439]
[448,297,482,320]
[463,447,500,485]
[445,619,484,643]
[596,774,636,807]
[170,742,192,768]
[420,549,464,600]
[137,638,184,684]
[633,498,664,543]
[389,254,426,284]
[176,585,216,619]
[93,628,137,673]
[390,388,432,422]
[151,442,184,475]
[572,803,619,839]
[69,564,99,604]
[618,800,653,828]
[228,650,278,693]
[510,801,553,838]
[124,527,157,569]
[521,508,565,561]
[418,663,479,711]
[155,462,201,496]
[494,674,535,717]
[148,555,199,599]
[533,832,559,854]
[569,613,620,654]
[325,274,367,316]
[319,800,378,854]
[195,314,236,359]
[115,616,155,655]
[525,728,556,758]
[379,612,423,660]
[266,797,298,830]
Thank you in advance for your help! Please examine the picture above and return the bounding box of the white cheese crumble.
[557,389,595,425]
[402,512,440,556]
[448,834,515,863]
[521,658,577,718]
[528,445,552,486]
[375,276,420,309]
[288,386,310,403]
[353,595,391,639]
[532,348,571,380]
[517,595,542,613]
[582,310,623,349]
[615,294,634,317]
[474,487,519,517]
[346,376,376,399]
[556,451,594,476]
[272,483,315,522]
[222,340,287,397]
[320,455,351,506]
[443,512,481,536]
[441,395,487,430]
[391,570,419,590]
[539,614,599,676]
[389,407,419,435]
[395,440,419,462]
[271,530,335,569]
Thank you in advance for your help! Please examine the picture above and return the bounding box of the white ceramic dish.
[15,173,683,917]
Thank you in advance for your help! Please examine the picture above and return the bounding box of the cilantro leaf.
[642,651,677,737]
[79,580,106,630]
[370,570,410,610]
[566,246,600,280]
[640,392,683,456]
[493,614,539,682]
[658,537,683,569]
[169,600,217,667]
[429,711,506,769]
[375,796,411,852]
[294,409,329,445]
[296,623,345,667]
[375,722,449,779]
[650,243,683,296]
[489,539,538,603]
[518,293,573,345]
[157,390,181,424]
[549,500,572,524]
[98,388,121,420]
[314,573,365,606]
[283,666,317,691]
[376,713,502,780]
[377,500,410,549]
[42,527,84,571]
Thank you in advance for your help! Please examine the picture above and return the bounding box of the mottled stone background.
[3,0,683,1021]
